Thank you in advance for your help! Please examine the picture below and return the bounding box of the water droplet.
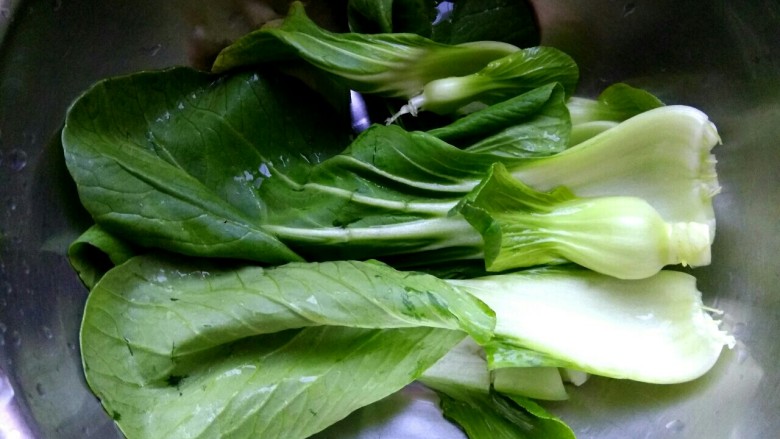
[11,330,21,347]
[42,326,53,339]
[623,2,636,16]
[736,347,749,364]
[155,271,168,283]
[52,0,63,11]
[7,198,16,211]
[0,8,10,19]
[143,43,162,57]
[259,163,271,178]
[7,148,27,171]
[665,419,685,433]
[732,321,747,339]
[67,341,77,351]
[36,382,45,396]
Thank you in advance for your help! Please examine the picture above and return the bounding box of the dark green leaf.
[348,0,437,36]
[213,2,518,99]
[348,0,396,33]
[506,395,577,438]
[428,83,570,156]
[62,66,573,270]
[435,388,575,439]
[431,0,540,48]
[62,67,351,265]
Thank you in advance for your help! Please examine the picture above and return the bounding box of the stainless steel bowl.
[1,1,778,438]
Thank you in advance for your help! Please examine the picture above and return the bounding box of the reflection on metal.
[0,368,35,439]
[350,90,371,133]
[432,1,455,26]
[0,0,23,43]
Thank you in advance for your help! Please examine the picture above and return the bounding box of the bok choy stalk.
[212,1,577,118]
[418,338,576,438]
[386,45,578,122]
[420,338,572,402]
[422,99,719,237]
[457,163,711,279]
[449,266,735,384]
[507,104,721,238]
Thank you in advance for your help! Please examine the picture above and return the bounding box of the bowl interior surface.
[1,1,779,438]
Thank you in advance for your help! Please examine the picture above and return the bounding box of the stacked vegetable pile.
[61,2,734,438]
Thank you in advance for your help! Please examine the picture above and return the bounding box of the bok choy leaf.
[212,1,519,100]
[435,389,576,439]
[80,255,490,438]
[62,67,350,265]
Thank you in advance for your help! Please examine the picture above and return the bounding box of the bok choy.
[62,68,717,279]
[212,1,578,118]
[79,256,732,438]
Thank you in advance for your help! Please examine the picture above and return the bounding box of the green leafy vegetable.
[434,389,575,439]
[428,82,571,156]
[63,66,717,279]
[457,163,711,279]
[213,1,519,100]
[387,45,577,121]
[86,324,461,439]
[68,224,137,289]
[81,257,733,439]
[566,82,666,145]
[346,0,541,50]
[62,67,350,265]
[428,0,540,48]
[212,2,572,120]
[80,255,490,438]
[508,105,721,236]
[77,255,496,365]
[347,0,437,37]
[492,367,569,401]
